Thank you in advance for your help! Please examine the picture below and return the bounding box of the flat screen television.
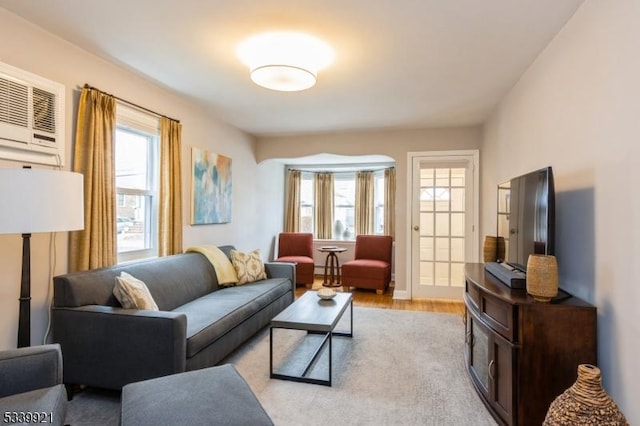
[497,166,555,272]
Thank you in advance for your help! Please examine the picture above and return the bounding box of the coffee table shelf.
[270,291,353,386]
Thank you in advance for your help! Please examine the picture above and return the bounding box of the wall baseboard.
[392,289,410,300]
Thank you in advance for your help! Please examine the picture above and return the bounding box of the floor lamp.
[0,167,84,348]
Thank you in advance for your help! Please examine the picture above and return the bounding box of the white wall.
[257,127,482,295]
[0,9,281,349]
[481,0,639,421]
[253,159,286,261]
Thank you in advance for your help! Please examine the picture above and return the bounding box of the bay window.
[296,168,389,240]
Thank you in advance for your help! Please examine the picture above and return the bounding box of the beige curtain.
[284,169,301,232]
[355,171,375,235]
[384,167,396,239]
[314,172,334,239]
[159,117,183,256]
[69,87,117,272]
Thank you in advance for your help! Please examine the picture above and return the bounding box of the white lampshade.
[237,31,334,92]
[0,168,84,234]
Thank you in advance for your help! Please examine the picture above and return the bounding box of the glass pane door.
[410,152,477,300]
[419,167,466,287]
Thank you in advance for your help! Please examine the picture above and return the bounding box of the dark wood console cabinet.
[463,263,597,426]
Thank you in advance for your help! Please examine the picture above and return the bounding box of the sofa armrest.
[0,344,63,398]
[264,262,296,291]
[52,306,187,390]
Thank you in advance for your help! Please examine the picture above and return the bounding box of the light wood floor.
[296,277,465,315]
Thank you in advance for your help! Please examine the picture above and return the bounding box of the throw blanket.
[186,245,238,285]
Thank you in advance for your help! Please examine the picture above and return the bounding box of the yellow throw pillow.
[230,249,267,285]
[113,271,159,310]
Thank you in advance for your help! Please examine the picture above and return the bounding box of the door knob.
[413,225,419,231]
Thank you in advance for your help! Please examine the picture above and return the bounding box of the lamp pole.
[17,165,33,347]
[18,233,31,347]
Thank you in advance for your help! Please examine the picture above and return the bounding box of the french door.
[409,151,478,299]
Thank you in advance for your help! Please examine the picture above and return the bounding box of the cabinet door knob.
[413,225,419,231]
[488,359,496,381]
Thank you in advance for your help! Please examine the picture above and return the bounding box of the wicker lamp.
[544,364,628,425]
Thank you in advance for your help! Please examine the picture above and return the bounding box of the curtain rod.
[288,164,395,173]
[82,84,180,123]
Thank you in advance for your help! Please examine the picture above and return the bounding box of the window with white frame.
[333,173,355,239]
[300,172,314,233]
[373,170,385,234]
[115,104,159,262]
[298,169,388,240]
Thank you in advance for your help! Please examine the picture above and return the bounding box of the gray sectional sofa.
[52,246,295,390]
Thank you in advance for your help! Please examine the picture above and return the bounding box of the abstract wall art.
[191,147,232,224]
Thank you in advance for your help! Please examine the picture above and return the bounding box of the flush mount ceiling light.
[237,31,334,92]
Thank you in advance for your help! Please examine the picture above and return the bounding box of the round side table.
[317,246,347,287]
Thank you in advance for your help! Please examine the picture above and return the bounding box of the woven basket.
[483,236,498,262]
[526,254,558,302]
[544,364,628,425]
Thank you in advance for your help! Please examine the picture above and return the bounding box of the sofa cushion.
[54,253,219,311]
[0,345,63,398]
[276,255,314,265]
[230,249,267,285]
[342,259,390,280]
[121,364,273,426]
[113,272,159,310]
[0,385,68,426]
[173,278,291,358]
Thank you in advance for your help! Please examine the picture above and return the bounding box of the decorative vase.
[333,220,344,240]
[483,236,498,262]
[342,228,351,240]
[526,254,558,302]
[544,364,628,425]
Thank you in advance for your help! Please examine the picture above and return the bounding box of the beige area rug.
[223,306,497,426]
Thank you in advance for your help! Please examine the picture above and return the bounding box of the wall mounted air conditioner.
[0,61,65,166]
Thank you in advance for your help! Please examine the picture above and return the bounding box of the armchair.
[275,232,315,286]
[0,344,68,426]
[342,235,393,294]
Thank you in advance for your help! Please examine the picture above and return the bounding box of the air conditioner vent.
[0,61,65,166]
[33,87,56,134]
[0,77,29,128]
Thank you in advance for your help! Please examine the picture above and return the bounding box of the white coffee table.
[270,291,353,386]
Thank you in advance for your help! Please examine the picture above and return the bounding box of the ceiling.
[2,0,584,136]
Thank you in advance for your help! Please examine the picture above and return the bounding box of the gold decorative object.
[526,254,558,302]
[483,236,498,262]
[544,364,628,425]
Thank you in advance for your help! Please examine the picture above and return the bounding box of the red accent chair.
[341,235,393,294]
[275,232,315,286]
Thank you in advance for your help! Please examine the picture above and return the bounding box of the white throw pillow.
[113,271,159,310]
[230,249,267,285]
